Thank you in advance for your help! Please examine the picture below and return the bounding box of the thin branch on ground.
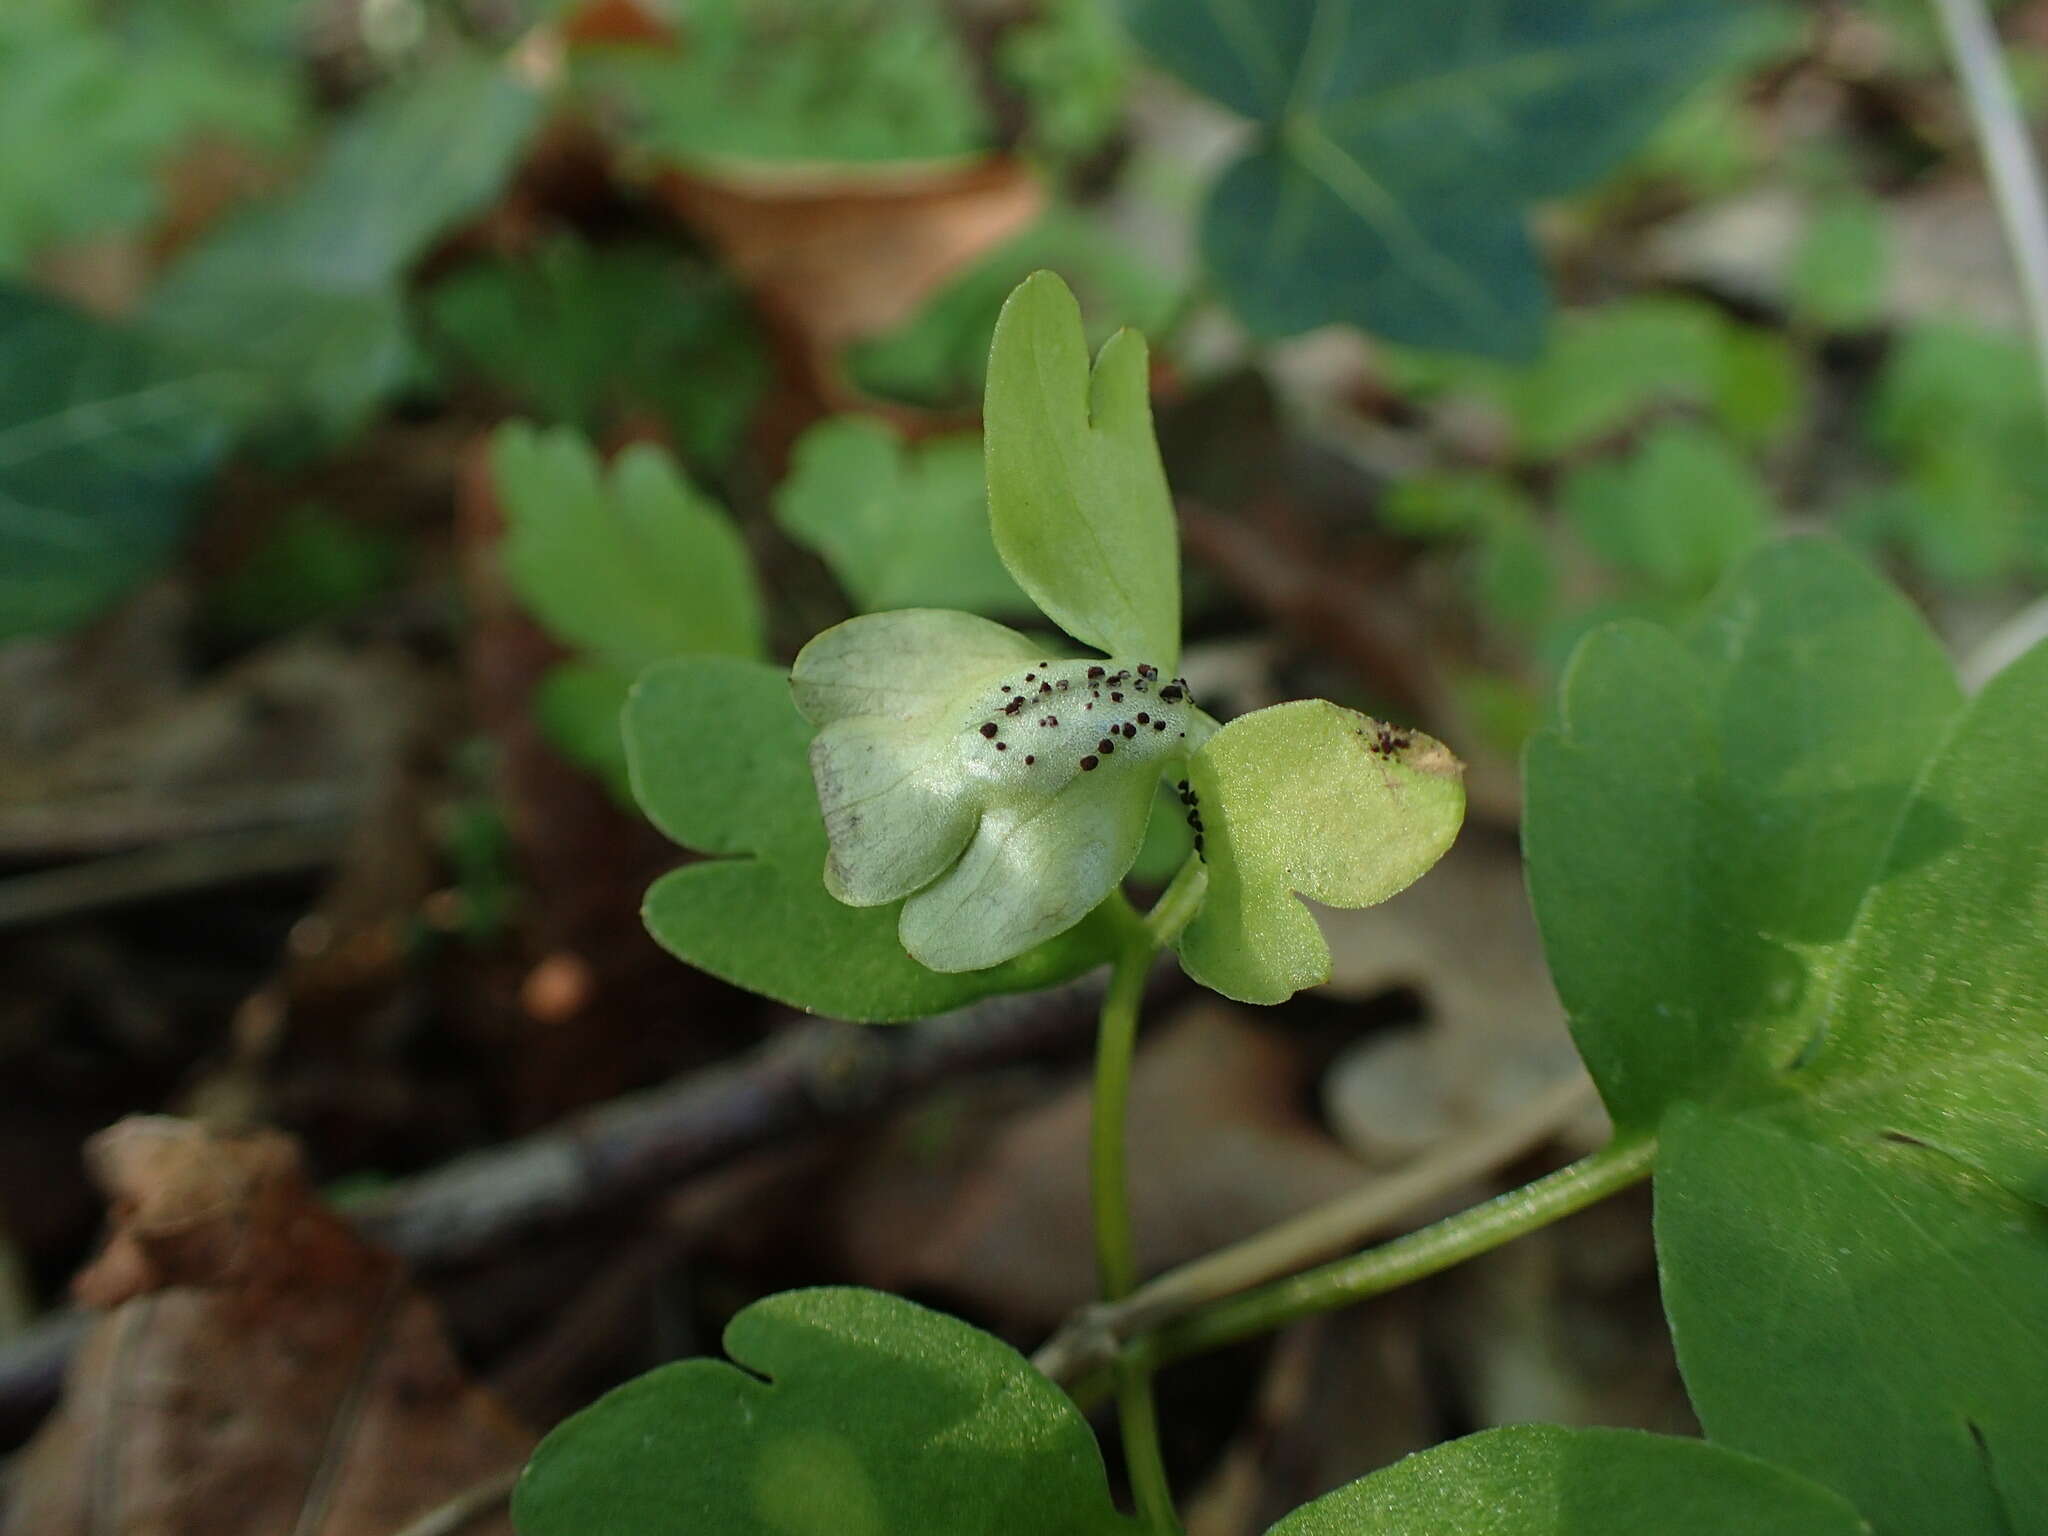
[386,1467,521,1536]
[0,970,1134,1449]
[1035,1072,1598,1385]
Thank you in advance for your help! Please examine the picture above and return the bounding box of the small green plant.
[505,272,2048,1534]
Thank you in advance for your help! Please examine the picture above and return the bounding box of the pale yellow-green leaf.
[1179,701,1465,1004]
[984,271,1180,668]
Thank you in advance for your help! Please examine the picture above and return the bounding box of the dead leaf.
[655,157,1043,403]
[7,1117,532,1536]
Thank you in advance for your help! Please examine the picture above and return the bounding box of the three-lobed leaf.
[627,657,1115,1020]
[984,271,1180,668]
[1178,701,1465,1004]
[775,417,1028,616]
[1524,537,2048,1532]
[1125,0,1741,357]
[493,422,765,672]
[513,1288,1143,1536]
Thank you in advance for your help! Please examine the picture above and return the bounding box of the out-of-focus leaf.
[0,0,304,270]
[148,55,542,445]
[0,284,253,639]
[205,504,399,637]
[534,659,634,800]
[1789,195,1890,332]
[1125,0,1741,356]
[774,417,1027,616]
[1562,422,1770,595]
[491,422,765,672]
[576,0,987,166]
[1864,322,2048,585]
[428,239,765,471]
[845,209,1177,409]
[1000,0,1130,163]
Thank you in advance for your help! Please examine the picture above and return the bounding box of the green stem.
[1089,897,1185,1533]
[1114,1136,1656,1385]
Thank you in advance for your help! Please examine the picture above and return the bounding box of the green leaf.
[1527,538,2048,1531]
[0,0,305,271]
[846,209,1178,410]
[574,0,987,166]
[1264,1424,1869,1534]
[1127,0,1741,356]
[984,271,1180,667]
[514,1288,1144,1536]
[1789,195,1890,332]
[205,503,399,637]
[428,239,766,471]
[1524,538,1962,1132]
[1178,700,1465,1005]
[147,54,542,444]
[534,660,634,801]
[492,423,765,672]
[627,657,1115,1020]
[1562,422,1771,596]
[774,418,1029,615]
[0,284,252,639]
[999,0,1131,164]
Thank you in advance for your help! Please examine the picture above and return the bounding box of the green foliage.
[1387,296,1802,456]
[1561,422,1770,596]
[493,423,764,671]
[0,284,253,639]
[492,422,763,792]
[1000,0,1132,163]
[205,504,399,637]
[627,658,1118,1020]
[1178,702,1466,1005]
[983,271,1180,667]
[1525,538,1961,1130]
[1526,539,2048,1530]
[1859,322,2048,584]
[0,0,304,270]
[1268,1425,1868,1534]
[513,1288,1144,1536]
[429,240,766,471]
[577,0,987,166]
[1124,0,1741,356]
[846,210,1179,410]
[1789,195,1891,332]
[147,55,543,445]
[774,418,1028,615]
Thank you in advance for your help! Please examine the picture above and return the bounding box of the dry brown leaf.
[7,1118,532,1536]
[655,157,1043,402]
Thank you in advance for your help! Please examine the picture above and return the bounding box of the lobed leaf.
[0,285,254,639]
[775,418,1028,616]
[1178,700,1465,1005]
[1127,0,1740,357]
[513,1288,1144,1536]
[1525,538,2048,1532]
[1265,1424,1868,1535]
[493,423,765,673]
[627,657,1114,1020]
[984,271,1180,667]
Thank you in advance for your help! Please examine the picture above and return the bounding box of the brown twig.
[0,970,1126,1448]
